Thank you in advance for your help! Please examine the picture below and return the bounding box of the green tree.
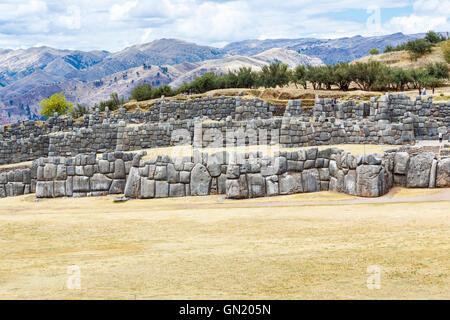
[130,83,154,101]
[334,63,353,91]
[71,104,89,118]
[406,39,433,60]
[259,62,291,88]
[369,48,380,55]
[39,92,73,117]
[424,30,444,44]
[442,40,450,64]
[291,65,307,89]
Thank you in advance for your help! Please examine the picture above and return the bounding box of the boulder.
[190,163,211,196]
[140,179,155,199]
[124,167,141,198]
[90,173,112,191]
[73,176,90,193]
[54,181,66,197]
[394,152,409,175]
[436,158,450,187]
[356,165,387,197]
[169,183,185,197]
[279,173,303,195]
[114,159,126,179]
[109,179,126,194]
[226,175,248,199]
[43,164,57,180]
[265,176,279,196]
[247,173,265,198]
[406,152,435,188]
[36,181,54,198]
[302,169,320,193]
[155,181,169,198]
[344,170,357,195]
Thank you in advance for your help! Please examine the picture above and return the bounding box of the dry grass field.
[0,188,449,300]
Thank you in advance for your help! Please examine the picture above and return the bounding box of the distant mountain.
[0,33,430,124]
[223,32,425,64]
[170,48,323,88]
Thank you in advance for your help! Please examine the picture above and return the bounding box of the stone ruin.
[0,92,449,200]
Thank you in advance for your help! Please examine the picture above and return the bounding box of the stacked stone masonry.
[0,93,449,166]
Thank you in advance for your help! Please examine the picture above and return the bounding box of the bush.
[96,92,124,112]
[442,40,450,64]
[369,48,380,55]
[71,104,89,118]
[405,39,433,60]
[39,92,73,117]
[130,83,154,101]
[424,30,445,44]
[259,62,291,88]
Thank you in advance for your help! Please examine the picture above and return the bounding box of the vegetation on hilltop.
[384,30,447,60]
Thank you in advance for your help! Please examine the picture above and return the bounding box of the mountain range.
[0,32,424,124]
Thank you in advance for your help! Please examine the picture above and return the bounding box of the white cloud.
[0,0,448,52]
[109,1,139,21]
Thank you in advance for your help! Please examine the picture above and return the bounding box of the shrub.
[71,104,89,118]
[369,48,380,55]
[424,30,445,44]
[130,83,154,101]
[39,92,73,117]
[442,40,450,64]
[405,39,432,60]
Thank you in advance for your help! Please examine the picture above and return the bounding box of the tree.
[291,65,307,89]
[424,30,444,44]
[130,83,154,101]
[39,92,73,117]
[442,40,450,64]
[259,62,291,88]
[71,104,89,118]
[334,63,353,91]
[406,39,432,60]
[369,48,380,55]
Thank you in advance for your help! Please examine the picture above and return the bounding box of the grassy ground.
[0,190,448,300]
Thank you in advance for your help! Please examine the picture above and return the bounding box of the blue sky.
[0,0,448,52]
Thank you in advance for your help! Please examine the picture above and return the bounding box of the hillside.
[352,44,448,69]
[0,33,430,123]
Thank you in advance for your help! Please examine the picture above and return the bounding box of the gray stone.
[344,170,357,195]
[436,158,450,188]
[56,164,66,180]
[155,181,169,198]
[265,176,279,196]
[43,164,57,180]
[406,152,435,188]
[394,152,409,175]
[140,179,155,199]
[279,173,303,195]
[306,147,318,160]
[90,173,112,191]
[54,181,66,197]
[66,176,73,196]
[356,165,386,197]
[124,167,141,198]
[99,160,110,174]
[109,179,126,194]
[226,175,248,199]
[302,169,320,193]
[218,174,227,194]
[169,183,185,197]
[73,176,90,193]
[207,163,221,177]
[247,173,265,198]
[429,159,437,188]
[84,165,94,177]
[190,163,211,196]
[166,164,178,183]
[154,166,167,180]
[114,159,126,179]
[318,168,330,181]
[36,181,53,198]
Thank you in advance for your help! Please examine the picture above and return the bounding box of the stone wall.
[0,167,33,198]
[34,152,135,198]
[0,146,444,200]
[1,94,449,166]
